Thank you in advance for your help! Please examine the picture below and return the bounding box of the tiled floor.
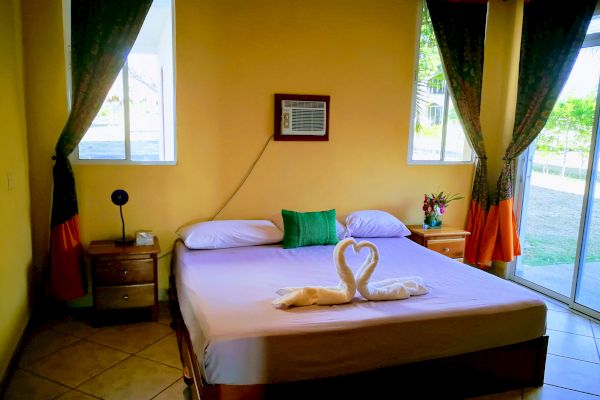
[4,303,186,400]
[3,297,600,399]
[469,295,600,400]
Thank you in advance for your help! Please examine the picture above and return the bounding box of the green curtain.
[478,0,595,264]
[49,0,152,301]
[425,0,488,265]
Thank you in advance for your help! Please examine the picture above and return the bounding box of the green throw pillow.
[282,209,339,249]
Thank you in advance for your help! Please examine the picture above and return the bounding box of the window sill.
[71,159,177,166]
[407,160,474,166]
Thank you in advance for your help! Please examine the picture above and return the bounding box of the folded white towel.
[353,239,429,301]
[273,238,428,308]
[272,239,357,309]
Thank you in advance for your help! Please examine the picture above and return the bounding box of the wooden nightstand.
[88,238,160,322]
[407,225,470,262]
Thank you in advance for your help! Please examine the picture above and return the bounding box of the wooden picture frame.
[274,94,330,141]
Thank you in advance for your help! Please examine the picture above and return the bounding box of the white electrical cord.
[210,134,274,221]
[162,134,274,259]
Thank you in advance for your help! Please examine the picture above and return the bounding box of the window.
[409,1,473,164]
[67,0,175,164]
[428,104,442,125]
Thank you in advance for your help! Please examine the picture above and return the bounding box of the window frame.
[407,0,474,166]
[62,0,178,166]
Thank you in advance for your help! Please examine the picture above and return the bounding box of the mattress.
[174,237,546,385]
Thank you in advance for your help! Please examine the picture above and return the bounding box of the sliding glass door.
[512,30,600,319]
[575,127,600,313]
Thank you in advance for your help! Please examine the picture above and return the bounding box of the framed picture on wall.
[274,94,330,141]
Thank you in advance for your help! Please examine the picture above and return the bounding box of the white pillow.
[177,220,283,249]
[345,210,410,238]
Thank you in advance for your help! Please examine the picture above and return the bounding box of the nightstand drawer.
[96,284,155,310]
[427,238,465,258]
[95,259,154,285]
[88,239,161,322]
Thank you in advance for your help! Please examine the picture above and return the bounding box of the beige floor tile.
[546,309,593,337]
[467,389,523,399]
[51,318,102,339]
[543,300,569,313]
[152,378,186,400]
[545,354,600,395]
[546,329,599,363]
[86,322,172,353]
[25,340,128,387]
[537,293,564,306]
[4,369,69,400]
[158,302,173,327]
[19,329,80,367]
[54,389,99,399]
[77,356,181,400]
[137,333,181,369]
[524,384,599,399]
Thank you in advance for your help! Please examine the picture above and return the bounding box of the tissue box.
[135,231,154,246]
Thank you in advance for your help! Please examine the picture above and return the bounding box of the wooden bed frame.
[169,252,548,400]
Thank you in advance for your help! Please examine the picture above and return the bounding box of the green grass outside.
[522,183,600,266]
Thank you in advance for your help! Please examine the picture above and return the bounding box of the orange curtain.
[464,157,488,265]
[478,198,521,264]
[478,0,595,265]
[50,216,85,300]
[49,0,152,301]
[426,0,489,265]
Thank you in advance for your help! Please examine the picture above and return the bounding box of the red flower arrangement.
[423,192,464,228]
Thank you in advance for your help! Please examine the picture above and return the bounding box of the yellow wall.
[481,0,524,191]
[22,0,476,302]
[0,0,32,378]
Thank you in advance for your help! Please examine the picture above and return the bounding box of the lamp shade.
[111,189,129,206]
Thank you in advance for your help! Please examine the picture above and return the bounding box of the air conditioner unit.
[281,100,327,136]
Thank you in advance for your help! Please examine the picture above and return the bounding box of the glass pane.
[128,0,173,162]
[129,54,162,161]
[412,3,443,161]
[587,15,600,35]
[516,46,599,297]
[77,0,174,162]
[577,156,600,312]
[78,71,125,160]
[444,99,473,161]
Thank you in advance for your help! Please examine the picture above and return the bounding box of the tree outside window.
[410,1,473,164]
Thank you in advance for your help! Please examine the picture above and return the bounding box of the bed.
[169,236,547,400]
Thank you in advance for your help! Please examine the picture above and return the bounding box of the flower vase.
[424,207,443,229]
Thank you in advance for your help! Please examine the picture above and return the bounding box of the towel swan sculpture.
[273,238,428,308]
[272,239,358,309]
[353,239,428,301]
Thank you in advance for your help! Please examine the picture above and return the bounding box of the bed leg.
[532,335,549,387]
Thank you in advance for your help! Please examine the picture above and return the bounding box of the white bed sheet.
[175,237,546,385]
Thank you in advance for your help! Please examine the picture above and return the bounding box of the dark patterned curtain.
[50,0,152,300]
[478,0,595,264]
[425,0,488,265]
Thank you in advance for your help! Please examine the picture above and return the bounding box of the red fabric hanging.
[464,200,487,266]
[49,216,85,300]
[478,199,521,264]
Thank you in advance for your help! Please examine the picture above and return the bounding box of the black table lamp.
[111,189,134,246]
